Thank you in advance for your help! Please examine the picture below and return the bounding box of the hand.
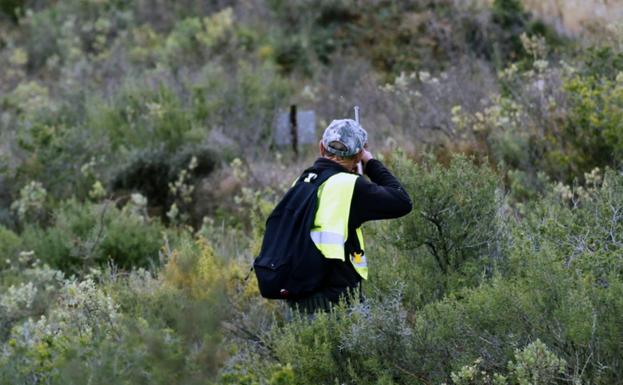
[360,148,373,165]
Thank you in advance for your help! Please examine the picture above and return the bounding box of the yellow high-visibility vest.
[311,172,368,280]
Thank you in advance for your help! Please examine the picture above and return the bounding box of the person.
[287,118,413,314]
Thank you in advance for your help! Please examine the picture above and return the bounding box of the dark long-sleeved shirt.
[310,158,413,301]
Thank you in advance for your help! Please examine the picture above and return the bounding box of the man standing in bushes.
[255,119,412,314]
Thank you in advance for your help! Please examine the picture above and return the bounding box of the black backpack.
[253,167,340,300]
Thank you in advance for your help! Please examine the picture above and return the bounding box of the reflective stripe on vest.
[311,172,368,280]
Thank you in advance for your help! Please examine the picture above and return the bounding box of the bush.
[449,340,566,385]
[19,0,132,70]
[112,144,218,211]
[376,153,501,308]
[56,281,228,385]
[266,0,562,76]
[0,262,64,341]
[222,289,416,385]
[0,235,233,384]
[10,180,48,226]
[189,61,291,153]
[465,44,623,186]
[0,275,118,384]
[0,225,21,264]
[20,199,165,273]
[562,61,623,175]
[518,171,623,382]
[87,84,195,153]
[157,9,234,67]
[6,82,109,200]
[161,234,227,301]
[0,0,23,22]
[490,0,529,63]
[111,147,172,209]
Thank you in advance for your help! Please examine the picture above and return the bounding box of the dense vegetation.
[1,0,623,383]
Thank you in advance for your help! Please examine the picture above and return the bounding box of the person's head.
[319,119,368,171]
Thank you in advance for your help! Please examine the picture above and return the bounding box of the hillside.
[1,0,623,384]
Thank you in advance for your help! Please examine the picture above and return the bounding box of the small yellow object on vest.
[349,251,368,280]
[353,251,363,264]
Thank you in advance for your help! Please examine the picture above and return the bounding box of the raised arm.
[349,158,413,227]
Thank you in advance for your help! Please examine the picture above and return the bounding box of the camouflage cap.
[321,119,368,157]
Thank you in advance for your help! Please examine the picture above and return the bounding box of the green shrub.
[7,83,109,200]
[480,46,623,185]
[0,275,118,384]
[270,311,346,385]
[484,169,623,382]
[0,0,22,22]
[10,180,48,226]
[111,147,172,208]
[0,225,21,263]
[562,65,623,176]
[19,0,132,70]
[112,143,218,220]
[490,0,528,63]
[225,289,417,385]
[193,61,291,152]
[266,0,562,76]
[0,258,226,384]
[449,340,566,385]
[55,286,228,385]
[516,168,623,280]
[0,262,64,341]
[157,9,234,66]
[379,153,501,307]
[273,35,309,75]
[97,208,164,269]
[0,240,231,384]
[43,238,231,385]
[88,84,194,152]
[21,199,164,273]
[159,17,204,64]
[14,121,102,200]
[20,225,74,270]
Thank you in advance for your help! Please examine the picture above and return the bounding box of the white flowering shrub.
[449,340,567,385]
[449,358,508,385]
[511,340,567,385]
[0,282,37,314]
[167,156,197,224]
[0,275,120,384]
[55,278,119,336]
[10,181,47,225]
[0,255,64,340]
[8,81,57,118]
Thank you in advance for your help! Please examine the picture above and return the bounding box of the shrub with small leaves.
[20,199,164,273]
[510,339,566,385]
[449,358,508,385]
[0,276,120,384]
[383,153,501,306]
[0,225,21,264]
[10,181,47,225]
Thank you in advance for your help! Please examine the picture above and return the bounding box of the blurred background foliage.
[2,0,623,383]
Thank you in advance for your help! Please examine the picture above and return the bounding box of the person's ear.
[319,140,325,156]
